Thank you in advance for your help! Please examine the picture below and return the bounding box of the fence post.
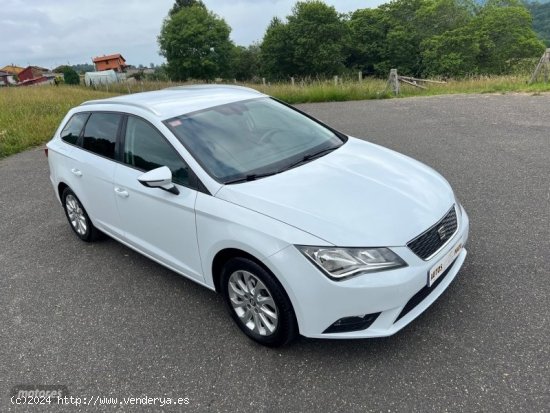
[334,75,338,86]
[262,77,266,86]
[389,69,399,95]
[530,48,550,84]
[358,71,363,83]
[291,77,295,87]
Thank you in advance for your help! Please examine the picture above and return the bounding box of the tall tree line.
[158,0,545,81]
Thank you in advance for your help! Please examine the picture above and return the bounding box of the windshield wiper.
[224,171,279,185]
[223,146,340,185]
[279,145,339,173]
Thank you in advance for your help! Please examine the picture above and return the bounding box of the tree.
[53,65,80,84]
[230,44,261,81]
[475,3,545,74]
[169,0,204,16]
[526,1,550,46]
[347,0,432,76]
[415,0,476,39]
[346,8,387,75]
[62,67,80,85]
[158,3,234,80]
[375,0,427,76]
[421,27,481,77]
[261,18,294,79]
[287,1,348,77]
[260,1,348,79]
[420,0,544,77]
[346,0,542,77]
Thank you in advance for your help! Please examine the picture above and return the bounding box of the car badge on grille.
[437,225,448,241]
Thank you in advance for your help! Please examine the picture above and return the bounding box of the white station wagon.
[46,85,469,346]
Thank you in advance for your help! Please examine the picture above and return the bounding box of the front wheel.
[221,257,297,347]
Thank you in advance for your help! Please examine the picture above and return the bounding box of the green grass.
[395,75,550,97]
[3,75,550,158]
[258,75,550,101]
[254,79,392,103]
[0,86,117,158]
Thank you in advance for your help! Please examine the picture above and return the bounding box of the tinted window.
[124,116,189,186]
[61,113,88,145]
[82,113,121,159]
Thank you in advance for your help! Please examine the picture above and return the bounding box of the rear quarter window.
[60,113,89,145]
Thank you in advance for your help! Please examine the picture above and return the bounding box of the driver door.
[113,115,204,283]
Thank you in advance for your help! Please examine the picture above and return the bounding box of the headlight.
[297,246,407,281]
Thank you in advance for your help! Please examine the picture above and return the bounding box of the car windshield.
[164,97,345,184]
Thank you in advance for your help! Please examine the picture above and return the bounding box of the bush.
[62,67,80,85]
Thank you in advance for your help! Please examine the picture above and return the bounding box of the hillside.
[527,2,550,45]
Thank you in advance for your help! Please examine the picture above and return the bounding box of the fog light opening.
[323,312,381,334]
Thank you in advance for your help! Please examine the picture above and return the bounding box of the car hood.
[215,137,455,247]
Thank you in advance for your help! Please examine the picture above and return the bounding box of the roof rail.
[80,99,160,116]
[163,84,261,94]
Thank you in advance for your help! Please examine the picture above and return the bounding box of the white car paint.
[217,136,455,247]
[47,85,469,339]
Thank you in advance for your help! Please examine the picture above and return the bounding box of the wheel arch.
[211,248,270,293]
[58,181,69,201]
[212,246,300,343]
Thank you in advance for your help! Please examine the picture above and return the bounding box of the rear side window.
[123,116,190,186]
[82,113,122,159]
[60,113,89,145]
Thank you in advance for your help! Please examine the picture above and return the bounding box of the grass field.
[0,87,117,158]
[2,75,550,158]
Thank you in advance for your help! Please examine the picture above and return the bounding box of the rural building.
[92,54,127,72]
[0,65,24,76]
[0,70,17,86]
[17,66,58,86]
[18,66,50,82]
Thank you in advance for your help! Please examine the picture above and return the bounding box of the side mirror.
[137,166,180,195]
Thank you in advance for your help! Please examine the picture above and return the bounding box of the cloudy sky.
[1,0,384,69]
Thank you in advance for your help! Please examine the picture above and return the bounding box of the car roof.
[80,85,266,119]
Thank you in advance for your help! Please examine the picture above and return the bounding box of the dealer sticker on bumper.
[428,241,463,287]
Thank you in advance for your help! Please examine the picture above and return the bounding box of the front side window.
[82,113,122,159]
[60,112,89,145]
[123,116,189,186]
[164,97,345,183]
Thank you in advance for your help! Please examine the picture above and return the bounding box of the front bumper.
[267,205,470,339]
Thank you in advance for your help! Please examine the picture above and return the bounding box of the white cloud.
[0,0,384,69]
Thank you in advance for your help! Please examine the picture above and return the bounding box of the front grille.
[407,206,458,260]
[394,257,457,323]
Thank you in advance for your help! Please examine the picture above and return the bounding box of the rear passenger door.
[69,112,124,238]
[113,115,204,282]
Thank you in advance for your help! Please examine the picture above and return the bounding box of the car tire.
[221,257,298,347]
[61,187,101,242]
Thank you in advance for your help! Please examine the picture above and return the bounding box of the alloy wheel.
[228,270,279,336]
[65,194,87,236]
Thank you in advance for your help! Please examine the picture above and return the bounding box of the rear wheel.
[61,187,101,242]
[221,257,297,347]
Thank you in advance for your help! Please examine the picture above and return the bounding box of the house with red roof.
[92,53,127,72]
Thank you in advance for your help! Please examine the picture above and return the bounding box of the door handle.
[114,187,129,198]
[71,168,82,177]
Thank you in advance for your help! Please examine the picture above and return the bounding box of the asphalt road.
[1,93,549,412]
